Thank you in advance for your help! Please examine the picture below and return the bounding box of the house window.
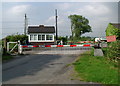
[38,35,41,40]
[34,35,37,40]
[30,34,53,41]
[46,35,53,40]
[30,35,34,40]
[49,35,53,40]
[42,35,45,40]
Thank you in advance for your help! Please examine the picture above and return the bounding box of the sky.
[1,0,119,39]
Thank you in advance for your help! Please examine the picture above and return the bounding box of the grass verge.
[73,48,118,84]
[2,54,13,61]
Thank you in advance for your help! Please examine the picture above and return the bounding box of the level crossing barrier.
[18,44,94,54]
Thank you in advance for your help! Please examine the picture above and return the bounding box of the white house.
[28,25,55,45]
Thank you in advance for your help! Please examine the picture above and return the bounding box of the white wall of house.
[28,33,55,42]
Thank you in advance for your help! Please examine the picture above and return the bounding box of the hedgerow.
[107,40,120,61]
[6,34,28,44]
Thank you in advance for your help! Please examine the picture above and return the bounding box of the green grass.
[2,54,13,61]
[102,47,108,57]
[73,49,118,84]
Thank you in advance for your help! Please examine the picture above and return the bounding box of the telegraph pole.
[55,9,58,41]
[24,14,27,35]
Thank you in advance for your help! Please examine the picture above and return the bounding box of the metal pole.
[24,14,27,35]
[55,9,58,41]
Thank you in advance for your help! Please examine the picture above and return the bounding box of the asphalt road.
[3,47,95,84]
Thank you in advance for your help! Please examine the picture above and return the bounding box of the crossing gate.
[7,41,20,53]
[18,44,94,54]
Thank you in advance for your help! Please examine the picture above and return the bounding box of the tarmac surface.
[2,47,100,84]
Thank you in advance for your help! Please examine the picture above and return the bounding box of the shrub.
[2,34,28,54]
[107,40,120,61]
[6,34,28,44]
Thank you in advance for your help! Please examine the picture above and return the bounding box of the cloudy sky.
[1,0,119,39]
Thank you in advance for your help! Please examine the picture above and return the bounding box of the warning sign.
[106,35,116,42]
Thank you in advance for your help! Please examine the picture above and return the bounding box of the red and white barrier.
[21,44,92,48]
[18,44,93,54]
[68,41,94,44]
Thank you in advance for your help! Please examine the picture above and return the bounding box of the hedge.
[107,40,120,61]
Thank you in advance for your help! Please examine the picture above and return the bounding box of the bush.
[102,47,107,57]
[107,40,120,61]
[58,36,67,45]
[2,34,28,54]
[5,34,28,44]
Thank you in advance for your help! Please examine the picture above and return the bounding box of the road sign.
[106,35,116,42]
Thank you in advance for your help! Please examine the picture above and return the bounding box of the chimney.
[39,25,44,27]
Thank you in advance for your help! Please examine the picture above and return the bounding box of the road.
[3,47,95,84]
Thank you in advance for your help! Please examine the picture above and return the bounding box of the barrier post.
[18,40,23,54]
[7,42,9,52]
[18,45,23,54]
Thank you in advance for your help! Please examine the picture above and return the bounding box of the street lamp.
[81,31,83,36]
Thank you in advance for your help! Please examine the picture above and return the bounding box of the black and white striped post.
[18,41,23,54]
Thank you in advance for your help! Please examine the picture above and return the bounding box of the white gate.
[7,41,20,53]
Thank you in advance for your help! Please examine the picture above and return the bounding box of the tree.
[58,36,67,45]
[68,15,92,40]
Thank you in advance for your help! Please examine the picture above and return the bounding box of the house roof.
[28,25,55,33]
[111,23,120,29]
